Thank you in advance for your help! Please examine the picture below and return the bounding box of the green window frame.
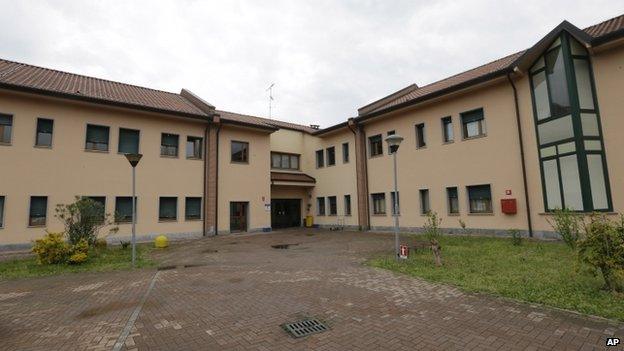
[342,142,349,163]
[326,147,336,166]
[185,197,202,220]
[29,196,48,227]
[447,187,459,214]
[529,33,612,212]
[118,128,140,154]
[115,197,137,223]
[369,134,383,157]
[161,133,179,157]
[371,193,386,215]
[0,113,13,144]
[467,185,492,214]
[316,197,326,216]
[85,124,110,151]
[159,197,177,221]
[35,118,54,147]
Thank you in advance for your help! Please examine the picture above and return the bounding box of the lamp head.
[385,134,404,153]
[124,153,143,167]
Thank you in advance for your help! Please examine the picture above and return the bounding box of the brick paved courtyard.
[0,229,622,350]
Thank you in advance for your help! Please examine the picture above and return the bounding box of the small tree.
[577,214,624,292]
[55,197,118,246]
[423,211,443,266]
[547,208,583,249]
[508,229,523,246]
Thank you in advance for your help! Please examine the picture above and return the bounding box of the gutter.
[507,73,533,238]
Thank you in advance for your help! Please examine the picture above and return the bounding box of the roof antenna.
[266,83,275,119]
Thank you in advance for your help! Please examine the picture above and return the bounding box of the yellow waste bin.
[305,215,313,227]
[154,235,169,248]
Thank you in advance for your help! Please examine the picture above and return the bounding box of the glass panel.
[344,195,351,215]
[159,198,177,220]
[540,146,557,158]
[587,155,608,210]
[545,46,571,116]
[468,185,492,213]
[574,59,595,110]
[465,121,480,138]
[86,125,109,150]
[584,140,602,151]
[581,113,599,136]
[185,197,201,219]
[231,142,248,162]
[0,124,11,143]
[29,196,48,226]
[119,129,139,154]
[316,150,324,167]
[538,115,573,145]
[557,141,576,154]
[290,155,299,169]
[543,159,562,210]
[0,196,4,227]
[280,155,289,168]
[559,155,583,210]
[532,71,551,120]
[419,190,429,214]
[570,38,587,56]
[530,57,545,72]
[115,197,135,222]
[36,132,52,147]
[271,154,281,168]
[391,192,400,215]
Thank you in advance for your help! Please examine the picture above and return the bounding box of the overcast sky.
[0,1,622,127]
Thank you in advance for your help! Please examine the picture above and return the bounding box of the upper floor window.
[387,130,395,154]
[231,141,249,163]
[371,193,386,215]
[161,133,179,157]
[342,142,349,163]
[442,116,453,143]
[415,123,426,148]
[186,136,203,159]
[326,147,336,166]
[185,197,202,220]
[467,184,492,213]
[0,114,12,144]
[316,150,324,168]
[35,118,53,147]
[317,197,326,215]
[159,197,177,221]
[85,124,109,151]
[118,128,139,154]
[29,196,48,227]
[328,196,337,215]
[369,134,383,157]
[272,152,299,170]
[461,108,486,139]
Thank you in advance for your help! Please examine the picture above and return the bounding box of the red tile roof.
[217,110,318,133]
[359,14,624,118]
[271,172,316,183]
[0,58,208,118]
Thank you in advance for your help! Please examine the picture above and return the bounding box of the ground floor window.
[371,193,386,215]
[391,191,400,215]
[316,197,325,215]
[115,197,136,223]
[328,196,337,215]
[344,195,351,216]
[84,196,106,224]
[419,189,430,214]
[467,185,492,213]
[185,197,202,220]
[29,196,47,226]
[447,187,459,214]
[0,196,4,227]
[159,197,177,221]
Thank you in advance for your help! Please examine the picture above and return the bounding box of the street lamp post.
[385,134,403,261]
[124,153,143,268]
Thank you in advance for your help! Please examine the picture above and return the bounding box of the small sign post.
[399,245,409,260]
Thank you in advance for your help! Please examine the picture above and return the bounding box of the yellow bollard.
[154,235,169,248]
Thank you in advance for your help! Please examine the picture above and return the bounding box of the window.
[530,34,611,212]
[231,141,249,163]
[35,118,53,147]
[369,134,383,157]
[419,189,430,214]
[316,150,324,168]
[85,124,110,151]
[29,196,47,226]
[0,196,4,228]
[342,142,349,163]
[467,185,492,213]
[371,193,386,215]
[326,147,336,166]
[115,197,136,223]
[447,187,459,214]
[317,197,326,215]
[328,196,337,215]
[271,152,300,170]
[161,133,179,157]
[461,109,486,139]
[118,128,139,154]
[186,136,203,159]
[185,197,202,220]
[442,117,453,143]
[84,196,105,224]
[344,195,351,216]
[387,130,395,154]
[0,113,12,144]
[159,197,177,221]
[391,191,400,215]
[415,124,426,148]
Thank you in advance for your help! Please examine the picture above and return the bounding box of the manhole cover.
[282,319,328,338]
[271,243,299,249]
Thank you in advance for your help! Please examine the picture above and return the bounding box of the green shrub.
[32,232,71,265]
[95,238,108,250]
[547,208,583,249]
[509,229,522,246]
[423,211,443,266]
[577,214,624,292]
[120,241,130,249]
[55,196,118,246]
[68,252,88,264]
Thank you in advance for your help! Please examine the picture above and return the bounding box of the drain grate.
[282,319,328,338]
[271,243,299,249]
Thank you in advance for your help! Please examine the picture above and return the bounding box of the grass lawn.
[0,244,156,280]
[369,235,624,321]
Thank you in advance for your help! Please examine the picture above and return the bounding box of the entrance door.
[230,202,248,232]
[271,199,301,228]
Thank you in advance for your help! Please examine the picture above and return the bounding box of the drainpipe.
[203,124,208,236]
[507,72,534,238]
[215,122,221,235]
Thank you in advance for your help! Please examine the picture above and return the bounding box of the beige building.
[0,15,623,248]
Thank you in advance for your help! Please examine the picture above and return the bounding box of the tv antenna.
[266,83,275,119]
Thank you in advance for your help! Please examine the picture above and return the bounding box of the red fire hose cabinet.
[501,198,517,214]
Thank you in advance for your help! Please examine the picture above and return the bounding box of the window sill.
[447,213,460,216]
[538,211,618,216]
[0,142,12,146]
[468,212,494,216]
[442,141,454,145]
[28,225,47,228]
[186,157,203,161]
[160,154,179,159]
[34,145,53,149]
[462,134,487,141]
[371,213,387,216]
[416,146,427,150]
[231,161,249,165]
[115,221,133,225]
[158,219,178,222]
[185,218,202,221]
[84,148,109,153]
[369,154,383,159]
